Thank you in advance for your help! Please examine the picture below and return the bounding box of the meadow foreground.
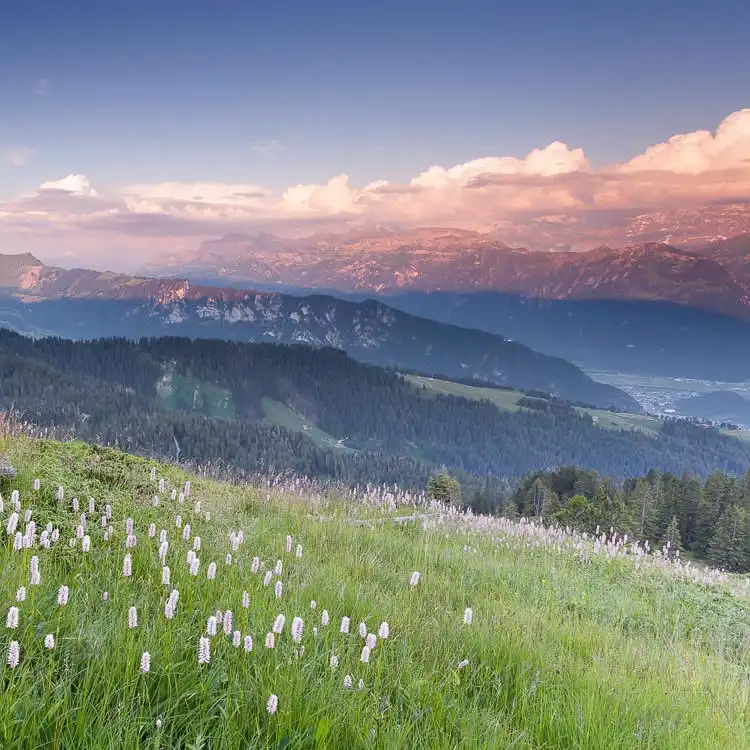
[0,438,748,749]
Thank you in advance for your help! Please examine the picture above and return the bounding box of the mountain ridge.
[140,226,750,321]
[0,253,636,410]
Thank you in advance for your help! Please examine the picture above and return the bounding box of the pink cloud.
[1,109,750,266]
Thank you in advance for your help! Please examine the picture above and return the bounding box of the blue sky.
[2,0,749,194]
[1,0,749,269]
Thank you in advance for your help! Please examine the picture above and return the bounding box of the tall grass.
[0,437,748,749]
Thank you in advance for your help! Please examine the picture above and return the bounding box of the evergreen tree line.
[507,467,750,572]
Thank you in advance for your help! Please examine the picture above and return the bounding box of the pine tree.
[427,468,462,505]
[708,505,748,572]
[661,515,683,552]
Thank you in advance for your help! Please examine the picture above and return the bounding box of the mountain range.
[141,227,750,323]
[0,252,635,410]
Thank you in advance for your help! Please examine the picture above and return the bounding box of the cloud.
[251,138,283,155]
[33,78,51,96]
[1,108,750,265]
[39,174,97,196]
[3,146,37,167]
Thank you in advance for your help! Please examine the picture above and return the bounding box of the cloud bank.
[1,108,749,266]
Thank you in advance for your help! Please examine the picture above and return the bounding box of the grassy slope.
[156,369,236,419]
[405,374,726,438]
[0,438,748,749]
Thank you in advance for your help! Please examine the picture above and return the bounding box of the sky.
[1,0,750,268]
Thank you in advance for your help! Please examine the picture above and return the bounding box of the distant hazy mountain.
[140,227,750,322]
[675,390,750,427]
[0,253,636,410]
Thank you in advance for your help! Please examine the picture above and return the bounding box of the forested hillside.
[1,329,750,489]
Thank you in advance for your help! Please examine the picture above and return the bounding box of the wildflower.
[458,659,469,669]
[409,571,420,587]
[310,600,317,610]
[140,652,151,673]
[267,694,278,715]
[275,560,283,576]
[358,679,364,690]
[321,610,330,627]
[82,536,91,552]
[190,558,200,576]
[72,497,79,513]
[126,517,134,535]
[56,485,64,501]
[223,610,233,635]
[123,554,132,577]
[44,633,55,650]
[291,617,304,642]
[265,632,275,649]
[105,504,112,520]
[182,523,191,541]
[251,556,260,573]
[366,633,377,650]
[51,528,60,542]
[102,591,109,601]
[152,495,159,507]
[263,571,272,586]
[156,718,162,729]
[184,481,191,497]
[150,467,157,481]
[193,501,201,515]
[329,654,339,669]
[225,553,232,565]
[344,674,353,689]
[286,535,293,553]
[33,478,40,490]
[244,635,253,652]
[162,566,171,585]
[178,492,185,505]
[313,627,318,637]
[6,512,19,535]
[6,606,20,629]
[128,606,138,628]
[175,514,182,528]
[88,498,95,513]
[233,630,241,648]
[296,544,303,559]
[378,621,390,639]
[58,585,69,606]
[463,607,473,625]
[126,534,137,548]
[159,541,168,563]
[24,509,33,523]
[159,529,167,543]
[359,622,367,638]
[198,636,211,665]
[164,599,175,620]
[193,536,201,551]
[159,478,165,493]
[275,581,283,599]
[207,562,217,580]
[272,614,286,634]
[148,523,156,538]
[360,646,371,663]
[340,616,350,634]
[7,641,20,669]
[242,591,250,609]
[15,587,26,603]
[207,616,218,636]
